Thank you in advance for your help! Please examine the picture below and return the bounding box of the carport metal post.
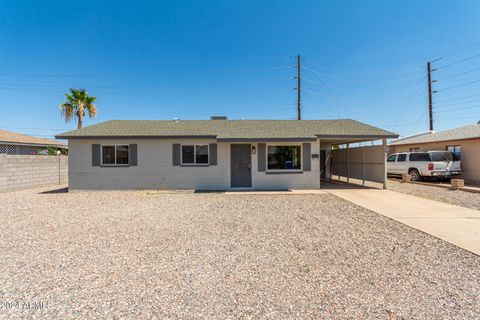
[382,138,387,189]
[346,143,349,183]
[58,151,61,185]
[319,139,321,189]
[362,146,365,186]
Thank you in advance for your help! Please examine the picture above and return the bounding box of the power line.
[430,40,480,62]
[301,62,350,117]
[434,113,480,121]
[0,86,292,95]
[238,77,294,83]
[301,88,329,97]
[435,66,480,81]
[440,92,480,103]
[0,104,299,115]
[434,53,480,70]
[434,105,480,113]
[302,70,423,92]
[0,73,126,78]
[434,97,480,109]
[437,79,480,92]
[302,58,423,77]
[395,70,428,134]
[0,83,142,89]
[302,63,424,82]
[230,66,295,73]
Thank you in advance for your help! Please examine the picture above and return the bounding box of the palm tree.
[60,88,97,129]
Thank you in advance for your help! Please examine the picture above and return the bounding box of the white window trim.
[266,143,303,172]
[101,144,130,166]
[180,144,209,166]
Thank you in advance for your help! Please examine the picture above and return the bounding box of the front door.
[231,144,252,188]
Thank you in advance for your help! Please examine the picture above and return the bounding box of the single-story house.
[55,119,397,191]
[389,123,480,184]
[0,129,67,155]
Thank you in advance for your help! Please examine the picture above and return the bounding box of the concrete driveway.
[327,187,480,255]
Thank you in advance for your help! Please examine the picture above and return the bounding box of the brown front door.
[230,144,252,188]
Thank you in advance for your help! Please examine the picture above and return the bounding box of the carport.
[319,136,389,190]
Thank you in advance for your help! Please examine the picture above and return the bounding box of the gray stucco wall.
[0,155,68,192]
[67,139,322,190]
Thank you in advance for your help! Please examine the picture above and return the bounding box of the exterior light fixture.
[252,146,256,154]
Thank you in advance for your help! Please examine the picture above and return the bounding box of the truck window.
[430,152,453,162]
[387,155,397,162]
[397,154,407,162]
[409,153,430,161]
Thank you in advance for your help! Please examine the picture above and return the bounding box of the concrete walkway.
[327,188,480,256]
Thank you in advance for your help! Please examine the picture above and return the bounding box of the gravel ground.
[0,186,479,319]
[388,180,480,211]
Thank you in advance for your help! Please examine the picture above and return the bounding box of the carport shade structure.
[55,119,398,191]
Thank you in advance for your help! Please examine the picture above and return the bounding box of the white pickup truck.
[387,151,462,181]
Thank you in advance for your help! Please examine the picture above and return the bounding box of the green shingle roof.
[56,119,398,140]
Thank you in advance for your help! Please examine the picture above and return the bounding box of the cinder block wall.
[0,155,68,192]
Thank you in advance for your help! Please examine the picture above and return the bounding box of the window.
[387,155,397,162]
[267,145,301,170]
[182,144,209,165]
[102,145,129,165]
[397,154,407,162]
[430,151,453,162]
[410,147,420,152]
[116,145,129,164]
[447,145,461,161]
[409,153,430,162]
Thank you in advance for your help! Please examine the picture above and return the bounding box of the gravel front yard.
[0,186,479,319]
[388,180,480,211]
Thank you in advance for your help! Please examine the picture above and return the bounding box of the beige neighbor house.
[389,123,480,184]
[0,129,66,155]
[56,119,397,191]
[0,129,68,192]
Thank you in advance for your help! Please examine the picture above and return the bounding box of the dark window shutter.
[129,144,138,166]
[303,143,311,171]
[258,143,266,172]
[92,144,100,166]
[172,144,181,166]
[209,143,217,165]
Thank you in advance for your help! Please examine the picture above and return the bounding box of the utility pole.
[427,62,433,131]
[297,54,301,120]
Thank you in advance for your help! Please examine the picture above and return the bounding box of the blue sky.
[1,0,480,139]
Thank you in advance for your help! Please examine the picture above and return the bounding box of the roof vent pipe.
[211,116,228,120]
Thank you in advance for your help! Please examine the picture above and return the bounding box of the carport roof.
[55,119,398,141]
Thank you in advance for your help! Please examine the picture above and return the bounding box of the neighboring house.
[389,123,480,184]
[0,129,68,192]
[55,119,397,191]
[0,129,67,155]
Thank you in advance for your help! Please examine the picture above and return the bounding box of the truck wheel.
[409,169,421,181]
